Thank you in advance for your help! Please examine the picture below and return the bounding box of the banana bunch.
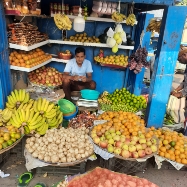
[98,91,112,105]
[6,89,30,110]
[111,12,126,23]
[0,108,13,126]
[146,18,161,33]
[54,14,72,30]
[126,14,136,26]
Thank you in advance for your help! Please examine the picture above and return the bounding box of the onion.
[47,137,53,143]
[67,158,72,162]
[32,151,38,158]
[81,154,85,158]
[25,144,30,149]
[44,156,51,162]
[76,154,81,160]
[29,142,34,147]
[38,153,44,160]
[61,157,66,163]
[28,147,34,153]
[30,137,36,142]
[51,155,59,163]
[35,143,39,147]
[26,139,30,144]
[79,149,84,154]
[56,139,61,144]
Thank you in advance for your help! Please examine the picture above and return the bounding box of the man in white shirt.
[63,47,96,101]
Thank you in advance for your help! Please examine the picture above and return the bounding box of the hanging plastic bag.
[167,95,185,123]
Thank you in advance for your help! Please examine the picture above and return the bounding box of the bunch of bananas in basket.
[98,91,112,105]
[54,14,72,30]
[146,18,161,33]
[126,14,136,26]
[0,108,13,126]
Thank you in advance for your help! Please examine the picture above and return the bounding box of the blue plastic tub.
[63,106,79,120]
[81,89,100,100]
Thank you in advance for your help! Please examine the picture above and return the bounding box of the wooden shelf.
[49,40,134,50]
[10,59,52,72]
[9,40,49,51]
[51,14,138,25]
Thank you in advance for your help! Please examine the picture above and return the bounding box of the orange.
[170,155,175,161]
[132,132,138,136]
[159,152,165,157]
[174,150,180,156]
[176,158,182,163]
[180,154,186,159]
[174,145,180,150]
[168,149,174,155]
[164,152,170,159]
[145,133,151,138]
[181,159,187,165]
[160,146,166,153]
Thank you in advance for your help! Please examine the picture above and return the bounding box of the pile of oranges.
[148,128,187,165]
[9,48,52,68]
[96,111,146,138]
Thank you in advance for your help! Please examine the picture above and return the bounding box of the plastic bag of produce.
[167,95,185,123]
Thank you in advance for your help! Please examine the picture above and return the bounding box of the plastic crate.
[35,162,86,176]
[10,137,26,158]
[100,157,148,175]
[0,150,10,166]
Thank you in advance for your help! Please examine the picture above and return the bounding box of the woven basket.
[0,135,24,154]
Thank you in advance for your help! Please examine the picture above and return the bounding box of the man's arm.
[80,73,92,82]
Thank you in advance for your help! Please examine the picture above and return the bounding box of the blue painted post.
[146,6,187,128]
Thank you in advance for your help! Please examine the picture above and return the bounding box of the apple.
[138,133,145,139]
[145,147,153,155]
[111,132,116,137]
[100,136,105,141]
[136,144,142,151]
[107,146,114,153]
[139,138,146,144]
[151,138,157,145]
[93,137,100,144]
[125,138,130,145]
[96,132,102,137]
[141,143,147,149]
[105,131,110,136]
[132,151,139,158]
[131,136,139,143]
[108,138,114,145]
[115,141,123,148]
[106,134,112,140]
[100,141,108,149]
[114,148,121,155]
[130,141,136,145]
[151,145,157,153]
[129,145,136,153]
[121,150,130,158]
[109,128,115,133]
[113,135,120,141]
[138,150,146,158]
[120,135,126,142]
[116,131,121,135]
[146,140,152,147]
[122,144,129,151]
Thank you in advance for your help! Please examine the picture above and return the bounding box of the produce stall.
[0,0,187,186]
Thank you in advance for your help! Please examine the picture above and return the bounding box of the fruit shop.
[0,0,187,187]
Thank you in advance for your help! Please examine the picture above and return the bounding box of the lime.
[7,140,13,146]
[170,141,176,147]
[2,142,8,149]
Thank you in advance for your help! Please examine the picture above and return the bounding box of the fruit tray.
[99,63,127,69]
[0,135,24,154]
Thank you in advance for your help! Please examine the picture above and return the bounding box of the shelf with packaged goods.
[49,40,134,50]
[9,40,49,51]
[10,59,52,72]
[51,14,138,25]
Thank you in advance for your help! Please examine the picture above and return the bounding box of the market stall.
[0,0,187,186]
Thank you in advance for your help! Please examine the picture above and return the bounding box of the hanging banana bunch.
[126,3,137,26]
[54,14,72,30]
[146,18,162,33]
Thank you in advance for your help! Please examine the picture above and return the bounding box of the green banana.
[24,125,30,134]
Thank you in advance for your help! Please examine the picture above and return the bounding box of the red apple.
[122,144,129,151]
[141,143,147,149]
[151,145,157,152]
[138,150,146,158]
[132,151,139,158]
[145,147,153,155]
[121,150,130,158]
[93,137,100,144]
[114,148,121,155]
[129,145,136,153]
[100,141,108,149]
[115,141,123,148]
[139,138,147,144]
[136,144,143,151]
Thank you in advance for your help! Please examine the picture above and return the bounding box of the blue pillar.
[0,1,11,109]
[146,6,187,128]
[127,13,154,95]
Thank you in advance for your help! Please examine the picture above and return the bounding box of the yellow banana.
[46,103,55,113]
[40,98,46,112]
[58,117,63,125]
[14,90,20,102]
[28,110,35,123]
[38,123,48,135]
[7,96,15,106]
[43,100,50,112]
[10,91,17,103]
[29,115,43,127]
[29,112,40,124]
[25,102,33,110]
[24,125,30,134]
[37,98,42,112]
[25,108,30,121]
[6,102,15,109]
[29,118,45,130]
[18,110,24,123]
[17,102,25,110]
[37,118,46,132]
[10,115,21,127]
[22,93,29,103]
[33,100,38,113]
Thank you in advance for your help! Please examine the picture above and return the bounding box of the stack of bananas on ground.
[111,12,126,23]
[126,14,136,26]
[146,18,161,33]
[98,91,112,105]
[6,89,30,110]
[0,108,13,126]
[9,97,63,135]
[54,14,72,30]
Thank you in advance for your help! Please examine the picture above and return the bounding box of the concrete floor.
[0,156,187,187]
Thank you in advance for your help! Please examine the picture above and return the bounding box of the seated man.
[62,47,96,101]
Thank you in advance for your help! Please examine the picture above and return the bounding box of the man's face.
[75,52,85,65]
[178,52,187,64]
